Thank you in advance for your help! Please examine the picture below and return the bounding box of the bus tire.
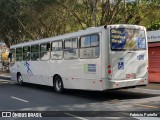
[17,73,23,85]
[54,75,64,93]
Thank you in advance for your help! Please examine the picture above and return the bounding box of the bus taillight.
[107,65,111,68]
[107,64,112,74]
[108,70,112,74]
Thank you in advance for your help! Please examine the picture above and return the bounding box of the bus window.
[80,34,99,59]
[64,38,78,59]
[31,45,40,61]
[51,41,63,60]
[10,49,16,62]
[110,28,146,50]
[16,48,22,61]
[81,36,90,47]
[40,43,50,60]
[23,46,30,61]
[91,35,99,46]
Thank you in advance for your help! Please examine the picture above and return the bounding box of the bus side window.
[23,46,30,61]
[9,49,16,62]
[40,43,50,61]
[51,41,63,60]
[8,52,11,60]
[64,38,78,59]
[79,34,99,59]
[16,48,23,61]
[31,45,40,61]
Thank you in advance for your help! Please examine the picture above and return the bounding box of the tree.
[147,22,160,31]
[0,0,23,47]
[0,0,72,47]
[1,0,160,47]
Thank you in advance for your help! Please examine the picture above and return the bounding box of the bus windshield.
[110,28,146,51]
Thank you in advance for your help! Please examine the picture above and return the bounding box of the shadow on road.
[17,82,160,101]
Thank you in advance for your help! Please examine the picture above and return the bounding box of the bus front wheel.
[54,76,64,93]
[17,73,23,85]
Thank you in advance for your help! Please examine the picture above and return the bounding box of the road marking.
[134,104,159,109]
[65,113,89,120]
[11,96,29,103]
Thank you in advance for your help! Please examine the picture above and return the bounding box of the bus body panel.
[10,31,103,91]
[10,24,148,91]
[110,51,148,80]
[10,59,103,90]
[104,25,148,89]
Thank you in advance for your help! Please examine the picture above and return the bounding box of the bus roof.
[10,24,145,48]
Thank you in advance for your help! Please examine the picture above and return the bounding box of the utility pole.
[124,0,127,23]
[92,0,97,27]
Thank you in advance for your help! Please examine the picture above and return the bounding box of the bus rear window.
[110,28,146,51]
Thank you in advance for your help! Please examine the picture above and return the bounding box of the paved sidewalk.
[0,71,11,80]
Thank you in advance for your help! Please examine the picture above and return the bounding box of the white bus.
[9,24,148,93]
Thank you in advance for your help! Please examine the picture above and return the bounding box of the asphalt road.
[0,79,160,120]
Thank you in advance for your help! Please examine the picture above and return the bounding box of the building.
[0,44,9,62]
[147,30,160,82]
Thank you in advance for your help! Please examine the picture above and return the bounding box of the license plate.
[126,73,136,79]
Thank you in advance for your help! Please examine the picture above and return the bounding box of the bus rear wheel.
[17,73,23,85]
[54,76,64,93]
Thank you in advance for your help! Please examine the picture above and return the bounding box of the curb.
[0,75,11,80]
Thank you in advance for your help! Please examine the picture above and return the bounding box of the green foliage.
[147,22,160,31]
[0,0,160,47]
[0,0,23,47]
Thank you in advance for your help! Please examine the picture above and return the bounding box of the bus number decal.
[84,64,96,73]
[137,55,144,60]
